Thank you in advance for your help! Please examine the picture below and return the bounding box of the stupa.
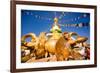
[50,17,62,33]
[47,17,62,40]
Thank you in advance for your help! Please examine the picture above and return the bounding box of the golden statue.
[21,17,90,63]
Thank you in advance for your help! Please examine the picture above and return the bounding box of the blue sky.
[21,10,90,43]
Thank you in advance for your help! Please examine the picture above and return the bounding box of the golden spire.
[54,17,58,24]
[50,17,62,33]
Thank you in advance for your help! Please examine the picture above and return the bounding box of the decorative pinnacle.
[54,17,58,24]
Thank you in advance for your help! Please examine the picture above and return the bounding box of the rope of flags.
[24,11,89,28]
[59,23,89,28]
